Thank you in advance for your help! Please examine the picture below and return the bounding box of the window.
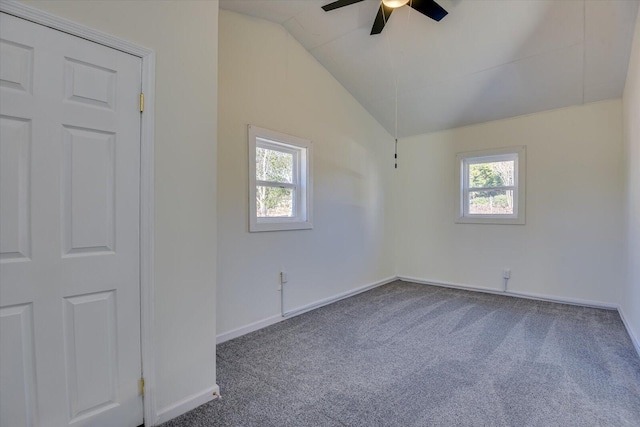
[455,146,526,225]
[249,125,313,232]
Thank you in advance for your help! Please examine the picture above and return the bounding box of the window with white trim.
[249,125,313,232]
[456,146,526,225]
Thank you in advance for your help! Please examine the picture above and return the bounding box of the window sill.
[455,216,525,225]
[249,220,313,232]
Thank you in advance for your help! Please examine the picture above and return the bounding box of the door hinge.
[139,93,144,113]
[139,378,145,397]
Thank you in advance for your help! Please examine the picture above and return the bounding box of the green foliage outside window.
[468,160,514,214]
[256,147,295,217]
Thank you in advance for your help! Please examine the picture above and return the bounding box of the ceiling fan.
[322,0,448,35]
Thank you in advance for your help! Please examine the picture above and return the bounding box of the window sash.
[464,189,518,218]
[464,154,517,187]
[256,140,299,186]
[255,181,298,220]
[255,185,297,220]
[464,189,518,217]
[255,141,305,222]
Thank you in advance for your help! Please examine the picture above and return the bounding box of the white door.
[0,13,143,427]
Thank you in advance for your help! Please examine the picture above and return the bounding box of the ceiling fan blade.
[409,0,448,22]
[371,3,394,35]
[322,0,366,12]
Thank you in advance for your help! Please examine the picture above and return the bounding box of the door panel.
[0,38,33,94]
[63,291,118,421]
[0,304,37,427]
[61,126,116,255]
[0,115,31,261]
[64,58,117,110]
[0,13,143,427]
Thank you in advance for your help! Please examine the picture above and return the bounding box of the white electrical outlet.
[503,269,511,279]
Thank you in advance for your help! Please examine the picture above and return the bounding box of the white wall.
[622,7,640,352]
[217,10,395,337]
[19,0,219,422]
[395,100,625,306]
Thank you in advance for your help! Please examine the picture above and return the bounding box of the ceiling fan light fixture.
[322,0,447,35]
[382,0,410,9]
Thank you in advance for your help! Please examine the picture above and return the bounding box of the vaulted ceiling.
[220,0,639,138]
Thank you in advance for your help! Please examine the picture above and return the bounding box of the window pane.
[256,186,294,217]
[469,189,514,215]
[468,160,514,188]
[256,147,293,183]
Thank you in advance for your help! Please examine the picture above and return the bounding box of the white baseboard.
[282,276,397,317]
[155,384,220,425]
[618,305,640,358]
[216,314,283,345]
[216,276,397,344]
[397,276,619,310]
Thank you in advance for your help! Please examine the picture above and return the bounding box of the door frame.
[0,1,158,424]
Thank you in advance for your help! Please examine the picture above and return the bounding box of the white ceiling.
[220,0,639,138]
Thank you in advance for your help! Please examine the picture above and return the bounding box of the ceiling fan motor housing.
[322,0,448,35]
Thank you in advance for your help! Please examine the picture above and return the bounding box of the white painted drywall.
[395,100,625,306]
[622,7,640,350]
[217,10,395,336]
[18,0,219,420]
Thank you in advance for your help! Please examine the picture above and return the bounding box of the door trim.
[0,1,157,424]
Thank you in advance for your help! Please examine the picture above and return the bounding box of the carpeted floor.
[161,280,640,426]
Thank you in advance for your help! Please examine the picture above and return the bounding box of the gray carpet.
[161,280,640,426]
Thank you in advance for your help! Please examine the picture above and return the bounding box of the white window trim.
[455,146,526,225]
[248,125,313,232]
